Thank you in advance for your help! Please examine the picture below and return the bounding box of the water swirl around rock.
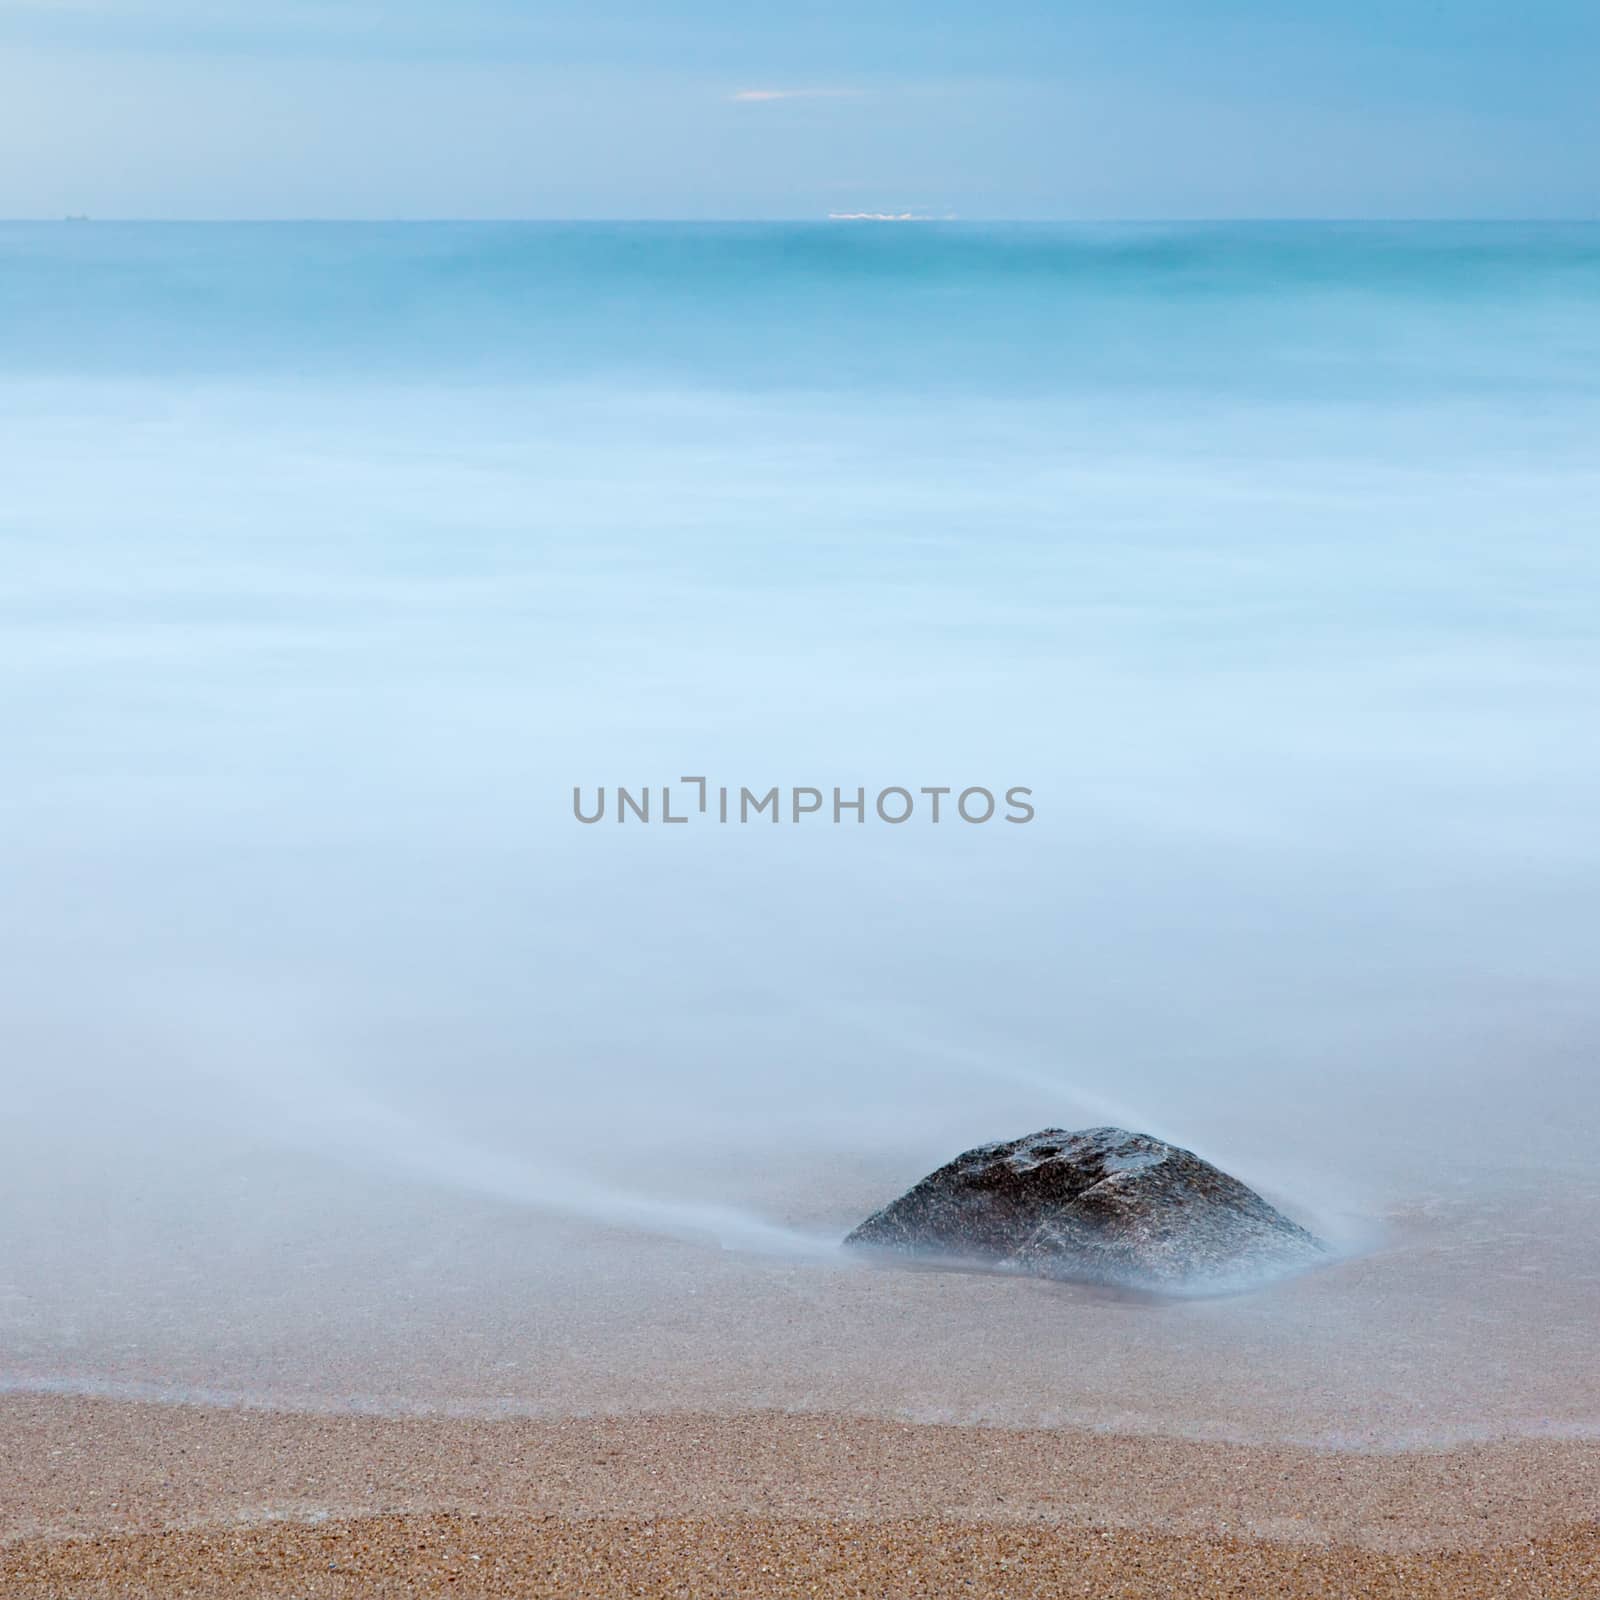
[845,1127,1326,1294]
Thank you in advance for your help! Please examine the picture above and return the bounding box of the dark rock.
[844,1127,1325,1292]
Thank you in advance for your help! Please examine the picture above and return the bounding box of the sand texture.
[2,1396,1596,1597]
[7,1512,1600,1599]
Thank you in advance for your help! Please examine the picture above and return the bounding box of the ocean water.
[2,223,1599,1440]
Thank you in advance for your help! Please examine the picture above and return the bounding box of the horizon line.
[6,215,1598,226]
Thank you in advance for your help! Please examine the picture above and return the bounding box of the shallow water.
[2,223,1598,1445]
[2,1147,1597,1448]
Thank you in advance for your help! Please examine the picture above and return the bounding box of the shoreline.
[6,1395,1597,1550]
[6,1385,1599,1595]
[6,1372,1598,1453]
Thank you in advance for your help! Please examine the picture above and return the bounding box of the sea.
[2,222,1598,1442]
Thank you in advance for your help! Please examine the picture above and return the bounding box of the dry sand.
[8,1512,1600,1599]
[3,1395,1595,1597]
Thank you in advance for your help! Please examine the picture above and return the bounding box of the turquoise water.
[6,222,1600,393]
[3,222,1600,1214]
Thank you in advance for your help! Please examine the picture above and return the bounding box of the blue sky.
[1,1,1596,218]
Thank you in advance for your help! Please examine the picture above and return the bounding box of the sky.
[0,2,1596,220]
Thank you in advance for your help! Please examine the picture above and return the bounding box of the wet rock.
[844,1126,1325,1291]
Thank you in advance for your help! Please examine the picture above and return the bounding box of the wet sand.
[3,1397,1596,1597]
[7,1161,1600,1447]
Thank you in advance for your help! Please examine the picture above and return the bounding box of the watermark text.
[573,778,1034,826]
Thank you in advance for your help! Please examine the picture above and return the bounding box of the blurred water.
[2,224,1599,1431]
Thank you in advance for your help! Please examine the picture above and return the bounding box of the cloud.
[730,88,860,104]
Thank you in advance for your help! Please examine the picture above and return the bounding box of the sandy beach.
[3,1395,1596,1597]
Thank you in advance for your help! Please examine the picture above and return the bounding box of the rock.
[844,1126,1325,1292]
